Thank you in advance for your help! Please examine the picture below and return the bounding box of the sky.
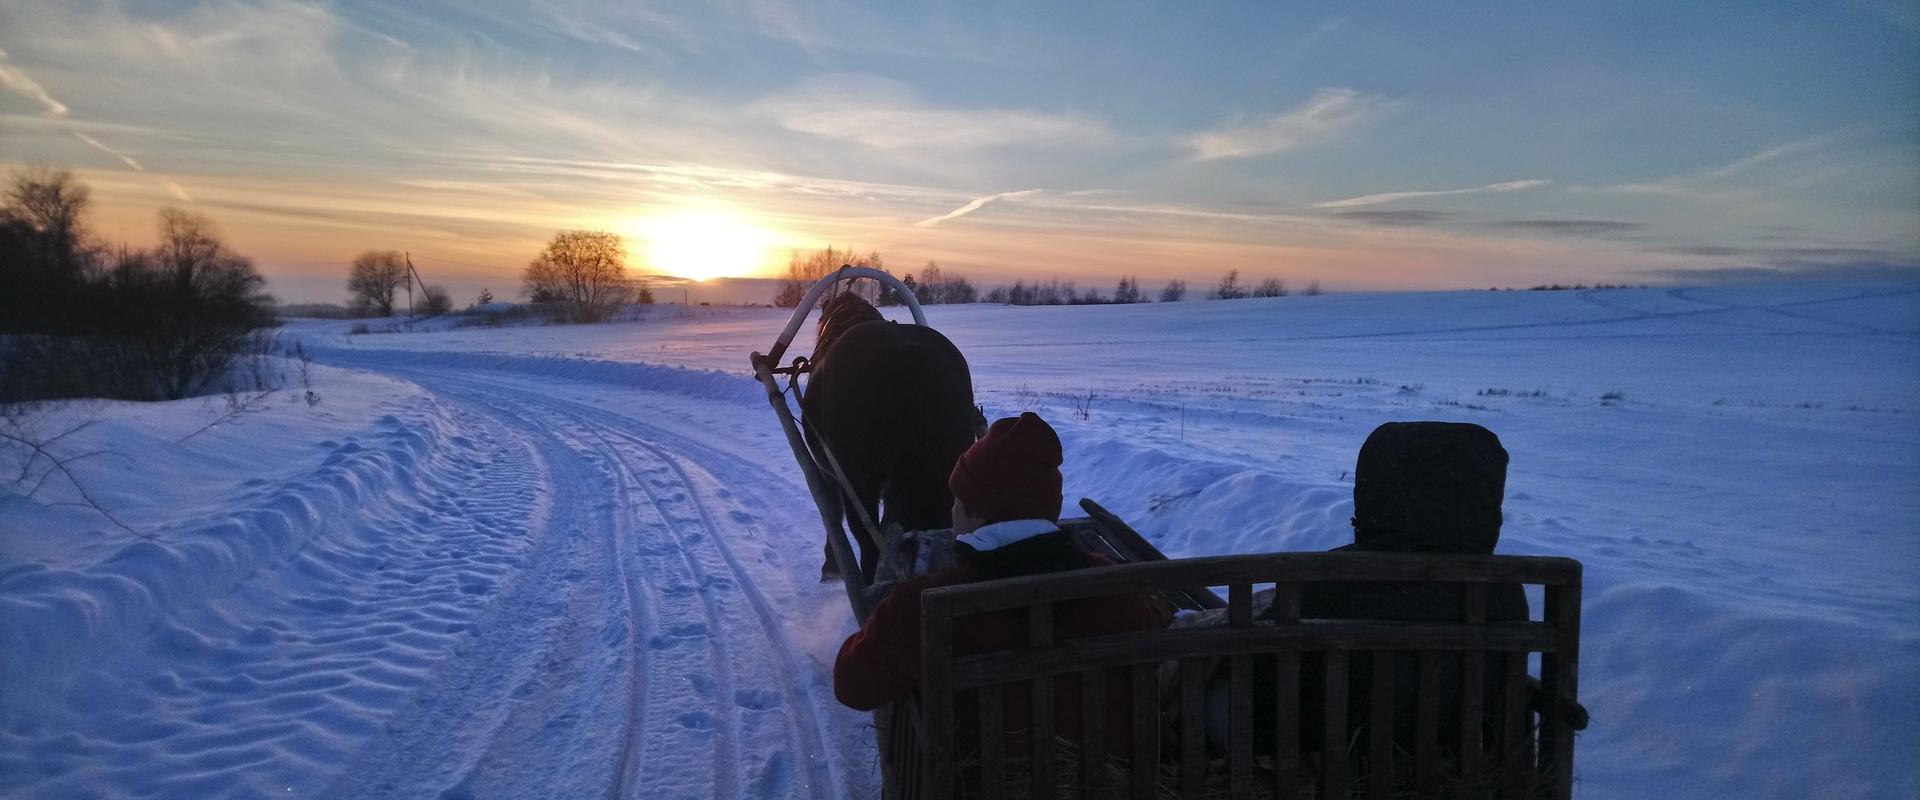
[2,1,1917,305]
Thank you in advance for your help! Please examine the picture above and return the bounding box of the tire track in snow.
[491,388,834,800]
[355,366,840,799]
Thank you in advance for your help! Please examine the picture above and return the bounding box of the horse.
[802,288,982,582]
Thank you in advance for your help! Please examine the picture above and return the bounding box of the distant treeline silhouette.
[772,247,1322,307]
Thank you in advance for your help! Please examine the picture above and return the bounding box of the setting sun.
[631,209,773,282]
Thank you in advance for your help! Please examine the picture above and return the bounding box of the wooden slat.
[1270,583,1301,625]
[1501,651,1531,799]
[1368,652,1394,800]
[1323,650,1351,798]
[1459,651,1485,786]
[1459,584,1487,785]
[1269,584,1301,800]
[1030,603,1055,649]
[1414,651,1440,795]
[980,685,1005,800]
[1130,664,1158,800]
[1180,657,1206,798]
[1032,677,1056,800]
[1030,604,1055,800]
[1542,582,1582,800]
[921,600,956,800]
[1229,654,1253,798]
[1081,669,1107,798]
[1270,651,1301,799]
[950,622,1557,689]
[928,552,1581,616]
[1229,583,1253,627]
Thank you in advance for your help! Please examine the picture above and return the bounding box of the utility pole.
[404,252,426,317]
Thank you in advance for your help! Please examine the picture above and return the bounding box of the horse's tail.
[879,332,979,532]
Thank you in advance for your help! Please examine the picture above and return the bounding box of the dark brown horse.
[803,289,981,581]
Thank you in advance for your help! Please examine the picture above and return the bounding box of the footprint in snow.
[734,689,780,711]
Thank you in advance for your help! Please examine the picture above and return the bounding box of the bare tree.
[914,259,977,304]
[1212,269,1246,300]
[2,165,102,332]
[919,260,946,304]
[347,250,407,317]
[419,284,453,316]
[1113,276,1143,304]
[523,230,630,322]
[3,164,99,281]
[1159,279,1187,303]
[1252,277,1288,298]
[772,245,883,307]
[0,174,273,402]
[132,209,276,399]
[1303,279,1323,296]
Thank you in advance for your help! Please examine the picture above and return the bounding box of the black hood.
[1348,421,1508,555]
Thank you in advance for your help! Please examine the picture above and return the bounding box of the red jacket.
[834,546,1167,751]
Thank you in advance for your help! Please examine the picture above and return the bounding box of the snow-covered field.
[3,280,1916,799]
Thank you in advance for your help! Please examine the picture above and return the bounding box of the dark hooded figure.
[1248,421,1528,758]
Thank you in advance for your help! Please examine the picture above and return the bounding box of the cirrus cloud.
[1314,179,1549,209]
[1184,87,1397,161]
[0,47,69,117]
[753,73,1109,151]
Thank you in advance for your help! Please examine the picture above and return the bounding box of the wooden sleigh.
[749,269,1584,799]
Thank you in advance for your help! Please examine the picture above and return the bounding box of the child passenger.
[833,412,1167,751]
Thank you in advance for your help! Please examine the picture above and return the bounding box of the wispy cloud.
[754,73,1108,151]
[0,47,69,117]
[1295,18,1346,51]
[915,189,1041,227]
[1597,134,1840,197]
[71,132,194,202]
[1484,218,1642,237]
[1184,88,1397,161]
[1332,209,1453,227]
[1314,179,1548,209]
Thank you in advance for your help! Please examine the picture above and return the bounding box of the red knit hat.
[949,412,1064,523]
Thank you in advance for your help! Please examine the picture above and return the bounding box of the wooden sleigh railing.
[888,551,1582,800]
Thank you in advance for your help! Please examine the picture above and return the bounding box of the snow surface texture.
[2,281,1916,799]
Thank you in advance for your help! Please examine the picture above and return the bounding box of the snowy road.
[5,281,1915,799]
[315,364,847,799]
[0,351,869,799]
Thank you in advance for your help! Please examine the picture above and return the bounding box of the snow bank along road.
[3,280,1916,799]
[1,354,870,798]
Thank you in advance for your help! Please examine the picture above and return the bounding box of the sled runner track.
[570,418,742,800]
[527,398,836,800]
[576,423,667,800]
[367,366,839,799]
[406,386,671,799]
[604,424,840,800]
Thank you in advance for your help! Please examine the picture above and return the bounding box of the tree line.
[1,166,276,402]
[773,247,1320,307]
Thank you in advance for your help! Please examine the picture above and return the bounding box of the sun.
[631,208,773,282]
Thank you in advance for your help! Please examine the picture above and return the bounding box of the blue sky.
[2,0,1915,303]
